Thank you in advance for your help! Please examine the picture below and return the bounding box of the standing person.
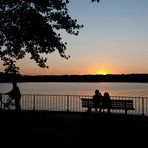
[103,92,111,114]
[93,89,103,113]
[6,82,21,111]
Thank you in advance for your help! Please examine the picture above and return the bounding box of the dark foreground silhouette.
[0,110,148,147]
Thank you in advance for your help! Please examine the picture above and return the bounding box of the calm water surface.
[0,82,148,97]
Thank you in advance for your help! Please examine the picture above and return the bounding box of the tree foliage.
[0,0,99,74]
[91,0,100,2]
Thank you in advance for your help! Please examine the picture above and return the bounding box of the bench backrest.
[81,98,94,108]
[110,100,134,110]
[81,98,134,110]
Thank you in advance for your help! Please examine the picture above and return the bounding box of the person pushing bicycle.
[6,82,21,111]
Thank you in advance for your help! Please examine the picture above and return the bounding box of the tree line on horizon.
[0,72,148,82]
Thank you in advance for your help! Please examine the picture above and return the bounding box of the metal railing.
[1,94,148,115]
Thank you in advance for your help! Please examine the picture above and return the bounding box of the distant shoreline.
[0,73,148,82]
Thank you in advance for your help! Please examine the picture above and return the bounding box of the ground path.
[0,110,148,147]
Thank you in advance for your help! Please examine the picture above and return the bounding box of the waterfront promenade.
[1,110,148,147]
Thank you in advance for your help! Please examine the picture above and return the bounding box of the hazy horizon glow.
[0,0,148,75]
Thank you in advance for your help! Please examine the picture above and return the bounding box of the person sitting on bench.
[93,89,103,113]
[103,92,111,114]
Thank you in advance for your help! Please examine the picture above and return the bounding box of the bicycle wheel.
[4,98,15,110]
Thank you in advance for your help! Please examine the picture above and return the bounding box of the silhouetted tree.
[0,0,100,74]
[91,0,100,2]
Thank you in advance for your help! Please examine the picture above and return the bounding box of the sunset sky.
[0,0,148,75]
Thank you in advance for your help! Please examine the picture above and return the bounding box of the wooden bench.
[81,98,134,115]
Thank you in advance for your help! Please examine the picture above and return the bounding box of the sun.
[95,71,108,75]
[91,67,111,75]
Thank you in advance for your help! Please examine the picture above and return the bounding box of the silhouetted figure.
[93,89,103,113]
[6,82,21,111]
[103,92,111,114]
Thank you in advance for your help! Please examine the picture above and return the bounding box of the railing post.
[33,94,36,111]
[67,95,69,112]
[142,97,145,115]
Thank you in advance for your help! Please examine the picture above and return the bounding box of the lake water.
[0,82,148,97]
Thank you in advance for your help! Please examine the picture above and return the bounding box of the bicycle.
[0,93,15,110]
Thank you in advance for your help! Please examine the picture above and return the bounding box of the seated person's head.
[104,92,109,97]
[95,89,99,95]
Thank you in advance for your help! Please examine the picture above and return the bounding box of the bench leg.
[108,108,110,114]
[86,107,92,113]
[125,109,127,115]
